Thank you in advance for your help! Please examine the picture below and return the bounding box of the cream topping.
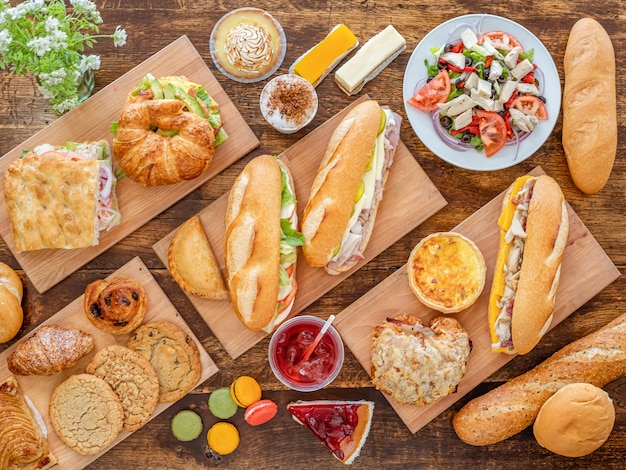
[225,23,273,73]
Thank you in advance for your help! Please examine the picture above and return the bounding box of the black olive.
[444,43,454,52]
[491,88,497,99]
[538,95,547,103]
[439,115,453,130]
[497,75,507,83]
[461,132,472,144]
[437,60,446,70]
[465,56,473,66]
[484,68,490,79]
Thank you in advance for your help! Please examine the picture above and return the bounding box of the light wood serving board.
[334,167,620,434]
[0,256,218,469]
[0,35,259,293]
[153,96,448,359]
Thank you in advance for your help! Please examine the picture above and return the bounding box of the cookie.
[85,344,160,432]
[171,409,203,442]
[207,422,240,455]
[127,321,202,402]
[230,375,262,408]
[208,387,238,419]
[49,373,124,455]
[84,277,147,334]
[244,399,278,426]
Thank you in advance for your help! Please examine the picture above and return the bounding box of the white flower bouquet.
[0,0,127,114]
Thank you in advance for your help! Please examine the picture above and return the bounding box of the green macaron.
[171,409,203,442]
[208,387,238,419]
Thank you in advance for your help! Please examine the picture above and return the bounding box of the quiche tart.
[407,231,486,313]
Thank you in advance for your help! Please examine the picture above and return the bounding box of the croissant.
[0,376,56,469]
[7,325,94,376]
[113,98,215,186]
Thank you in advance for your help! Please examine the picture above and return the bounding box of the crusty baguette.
[224,155,282,331]
[301,100,382,268]
[562,18,616,194]
[453,312,626,446]
[511,175,569,354]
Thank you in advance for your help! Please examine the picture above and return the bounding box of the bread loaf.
[453,312,626,446]
[0,262,23,343]
[562,18,616,194]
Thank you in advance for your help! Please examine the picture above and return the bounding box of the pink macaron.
[244,399,278,426]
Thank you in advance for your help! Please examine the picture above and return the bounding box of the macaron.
[171,409,203,442]
[244,399,278,426]
[230,376,262,408]
[208,387,238,419]
[207,422,240,455]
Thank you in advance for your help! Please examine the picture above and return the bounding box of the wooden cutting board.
[0,35,259,293]
[153,96,448,358]
[0,256,218,469]
[334,167,620,434]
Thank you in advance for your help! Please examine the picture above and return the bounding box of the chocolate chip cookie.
[127,321,202,402]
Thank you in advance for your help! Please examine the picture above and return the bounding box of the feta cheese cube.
[504,46,522,69]
[516,82,539,95]
[481,39,504,60]
[488,60,503,82]
[498,80,518,103]
[460,28,478,50]
[470,89,496,111]
[511,59,533,80]
[441,52,465,69]
[476,78,492,98]
[453,109,473,130]
[509,108,539,132]
[437,94,477,115]
[464,72,479,90]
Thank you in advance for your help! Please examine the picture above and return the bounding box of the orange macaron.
[230,376,262,408]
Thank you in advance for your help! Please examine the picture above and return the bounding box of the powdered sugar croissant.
[7,324,94,376]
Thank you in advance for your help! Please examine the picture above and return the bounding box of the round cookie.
[207,422,240,455]
[85,344,160,432]
[208,387,238,419]
[127,321,202,402]
[230,376,262,408]
[171,409,203,442]
[84,278,147,334]
[49,373,124,455]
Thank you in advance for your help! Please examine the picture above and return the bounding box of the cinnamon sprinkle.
[266,78,314,125]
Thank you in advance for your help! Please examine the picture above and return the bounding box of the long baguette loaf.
[453,312,626,446]
[562,18,616,194]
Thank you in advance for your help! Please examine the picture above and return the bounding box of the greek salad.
[407,26,548,158]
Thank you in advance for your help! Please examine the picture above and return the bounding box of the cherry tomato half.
[407,69,451,112]
[478,31,523,53]
[510,96,548,120]
[476,110,507,157]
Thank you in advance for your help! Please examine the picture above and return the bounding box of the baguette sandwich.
[224,155,303,332]
[453,312,626,446]
[489,174,568,355]
[301,100,401,274]
[4,140,121,252]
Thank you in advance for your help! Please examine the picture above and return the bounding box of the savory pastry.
[0,376,56,470]
[371,313,471,406]
[407,232,486,314]
[334,25,406,95]
[0,262,23,344]
[83,277,147,334]
[453,311,626,446]
[290,24,359,87]
[168,215,228,299]
[127,321,202,402]
[7,324,94,376]
[489,174,568,355]
[563,18,616,194]
[533,383,615,457]
[301,100,401,274]
[3,140,120,252]
[49,373,124,455]
[224,155,302,332]
[86,344,159,432]
[112,74,227,186]
[287,400,374,465]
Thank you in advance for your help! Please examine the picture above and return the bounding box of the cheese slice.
[291,24,358,87]
[334,25,406,95]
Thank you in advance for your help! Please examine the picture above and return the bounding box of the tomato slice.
[510,96,548,120]
[476,110,507,157]
[478,31,523,53]
[407,69,451,112]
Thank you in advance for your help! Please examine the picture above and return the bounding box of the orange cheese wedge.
[291,24,358,87]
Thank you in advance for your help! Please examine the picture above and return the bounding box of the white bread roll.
[0,262,24,343]
[562,18,616,194]
[533,383,615,457]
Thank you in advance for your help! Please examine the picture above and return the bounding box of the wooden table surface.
[1,1,624,469]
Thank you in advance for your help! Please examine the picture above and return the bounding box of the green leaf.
[281,219,304,247]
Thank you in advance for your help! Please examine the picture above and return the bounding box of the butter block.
[334,25,406,95]
[290,24,359,87]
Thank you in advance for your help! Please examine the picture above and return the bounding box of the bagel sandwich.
[301,100,402,274]
[224,155,303,332]
[111,74,227,186]
[489,174,569,355]
[4,140,121,251]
